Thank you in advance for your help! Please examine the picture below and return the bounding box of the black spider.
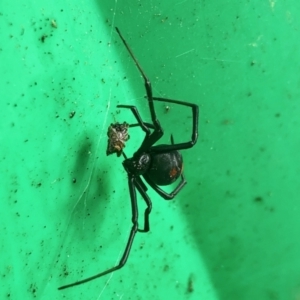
[58,27,199,290]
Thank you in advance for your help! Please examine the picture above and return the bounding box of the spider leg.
[130,122,155,129]
[150,97,199,152]
[143,174,186,200]
[116,104,160,158]
[135,176,152,232]
[58,175,151,290]
[117,105,162,156]
[117,104,151,136]
[117,106,155,131]
[116,27,163,154]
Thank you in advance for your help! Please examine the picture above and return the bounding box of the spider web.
[48,1,128,297]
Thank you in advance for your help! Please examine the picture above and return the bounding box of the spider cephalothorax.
[58,27,199,291]
[123,153,151,176]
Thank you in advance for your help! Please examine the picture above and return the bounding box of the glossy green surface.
[1,1,300,299]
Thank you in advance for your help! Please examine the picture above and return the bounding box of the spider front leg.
[117,104,163,156]
[117,105,151,136]
[116,28,157,124]
[116,28,163,154]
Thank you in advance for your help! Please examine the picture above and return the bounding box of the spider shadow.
[60,131,114,254]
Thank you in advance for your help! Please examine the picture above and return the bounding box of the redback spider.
[58,27,199,290]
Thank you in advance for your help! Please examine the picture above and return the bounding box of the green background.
[1,0,300,299]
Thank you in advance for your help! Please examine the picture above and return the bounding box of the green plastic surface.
[1,1,300,299]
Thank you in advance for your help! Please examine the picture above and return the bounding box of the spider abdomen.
[147,150,183,186]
